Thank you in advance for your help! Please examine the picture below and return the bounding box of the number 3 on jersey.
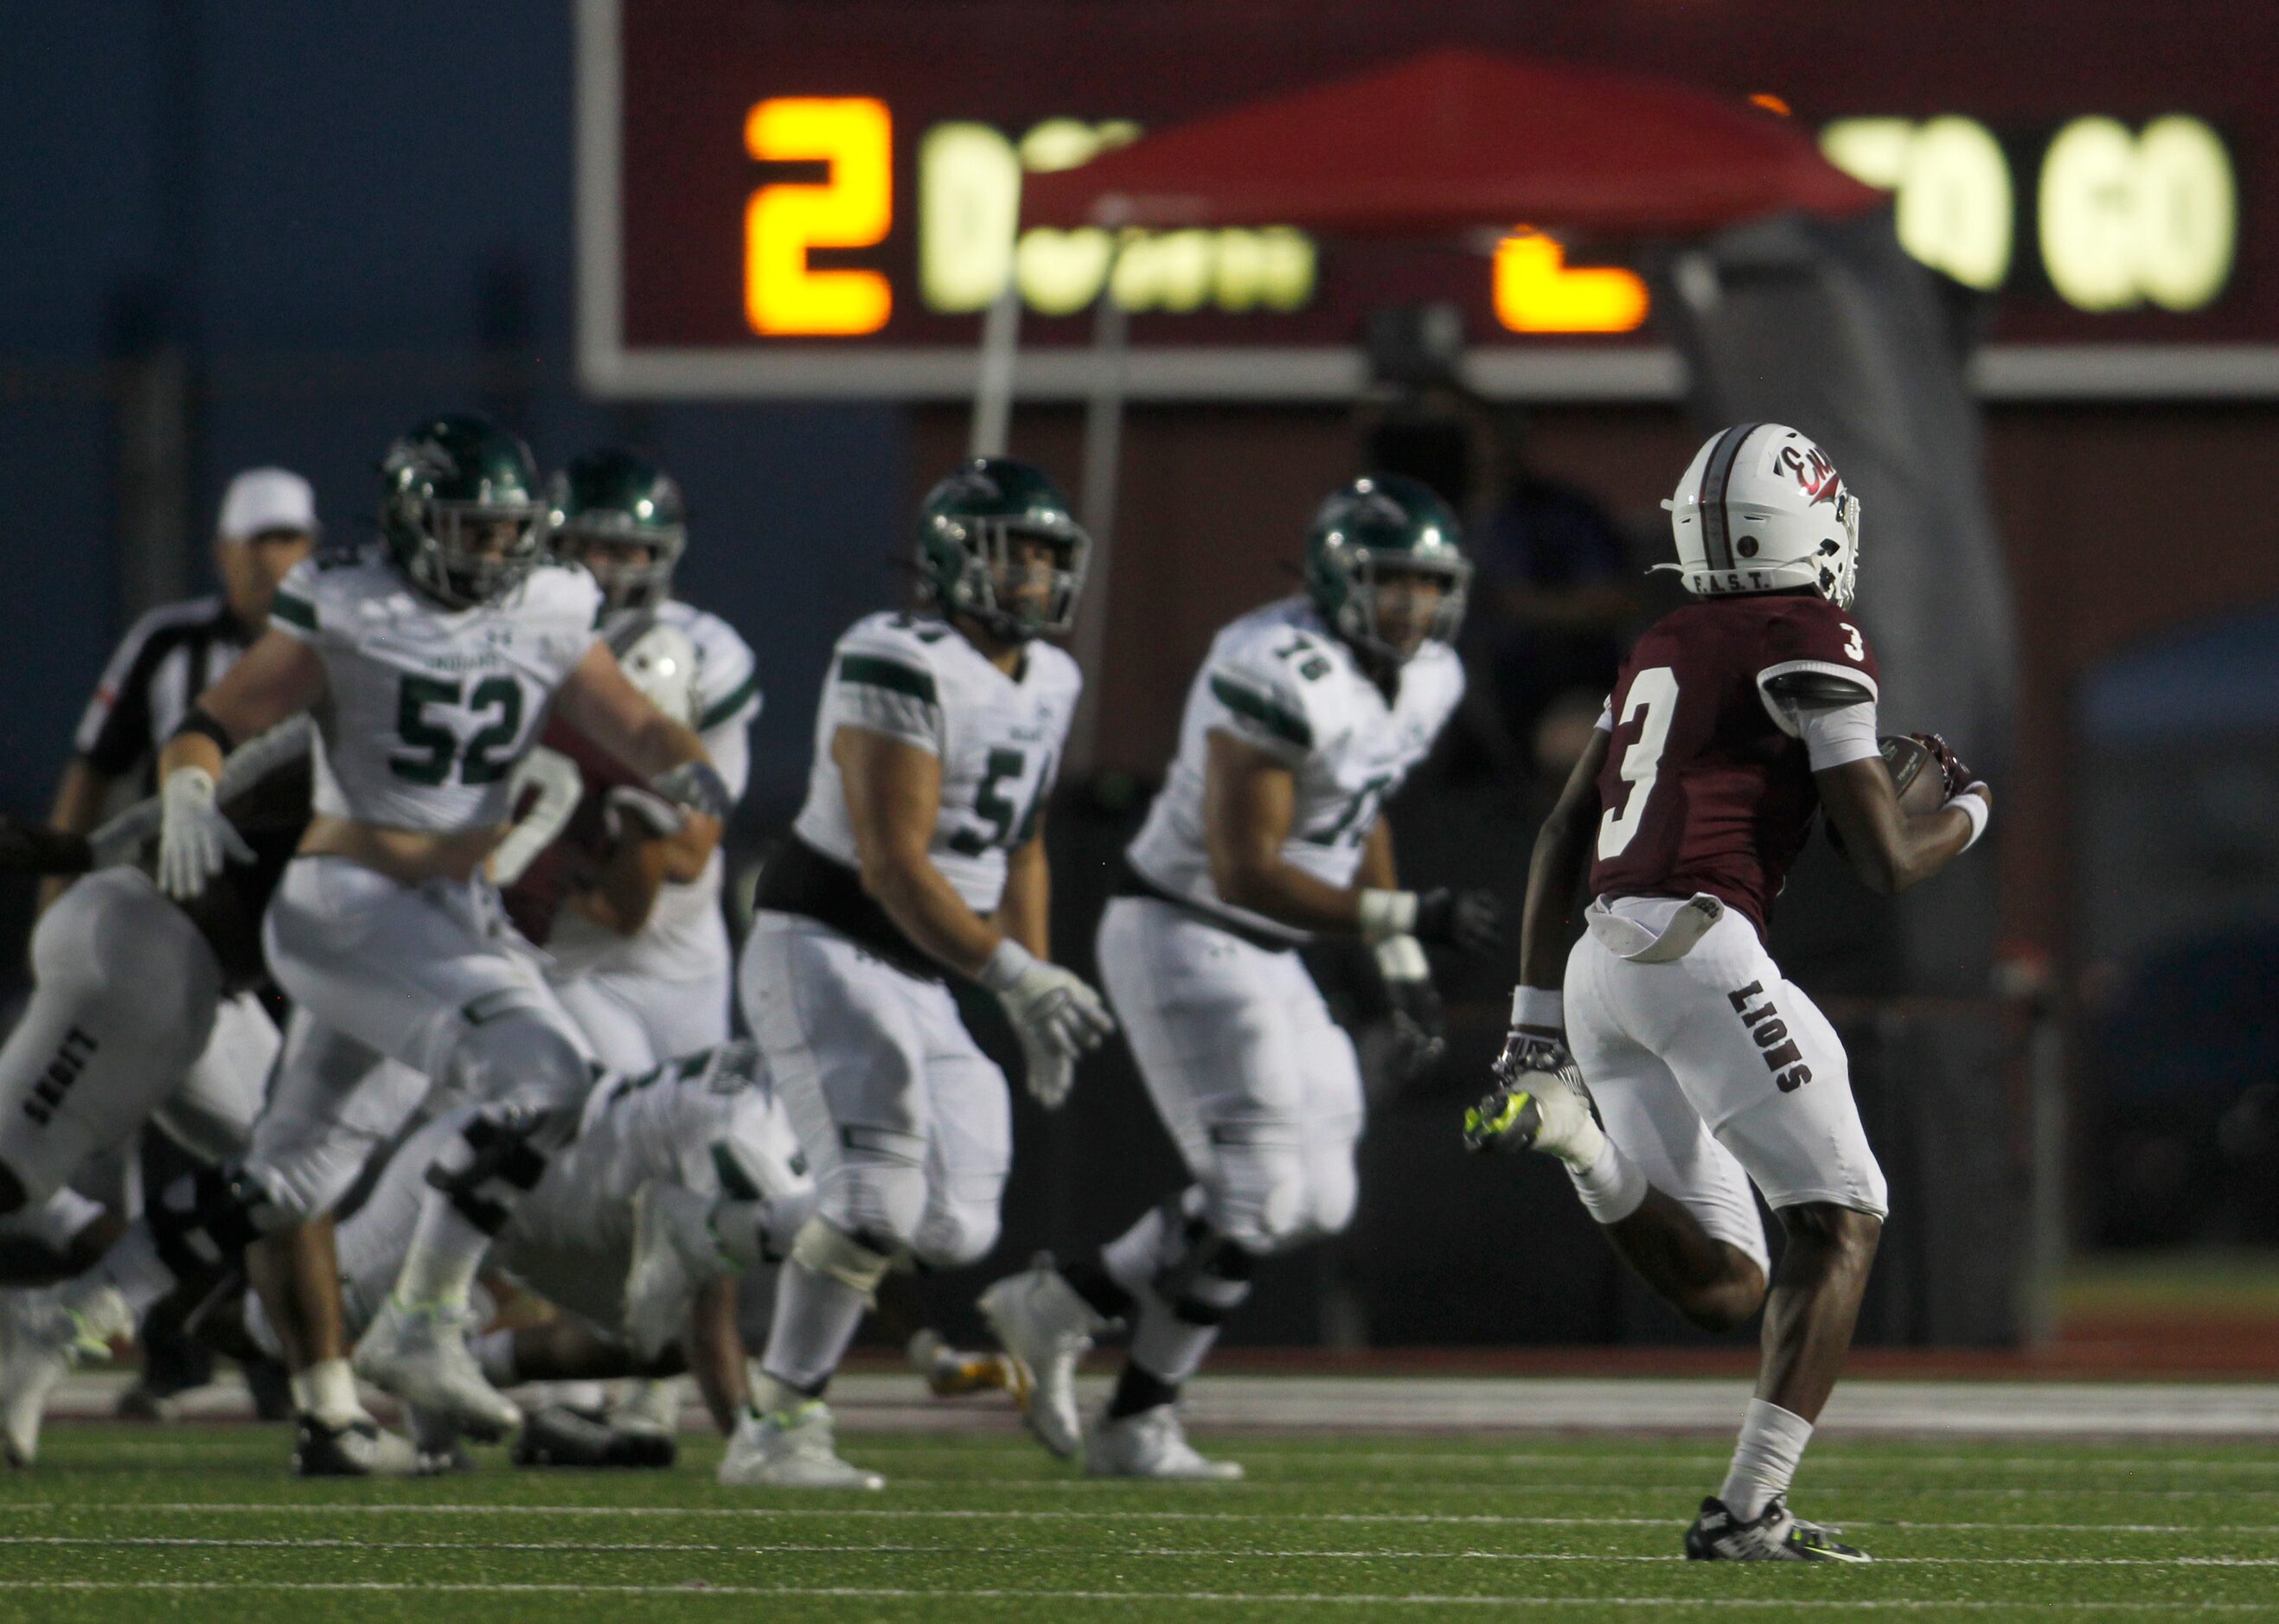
[1597,666,1678,860]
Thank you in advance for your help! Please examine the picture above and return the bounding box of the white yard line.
[12,1502,2279,1535]
[2,1535,2276,1566]
[0,1581,2272,1609]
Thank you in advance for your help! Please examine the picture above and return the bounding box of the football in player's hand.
[1880,734,1951,816]
[1828,735,1948,855]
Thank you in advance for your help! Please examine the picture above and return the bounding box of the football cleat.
[623,1183,724,1362]
[1464,1058,1600,1164]
[1086,1404,1244,1480]
[291,1412,425,1478]
[979,1262,1104,1460]
[0,1287,118,1467]
[925,1346,1030,1406]
[612,1375,687,1439]
[719,1402,884,1490]
[352,1298,521,1442]
[514,1403,675,1469]
[1684,1495,1871,1562]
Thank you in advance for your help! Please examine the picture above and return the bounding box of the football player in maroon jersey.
[1465,424,1992,1562]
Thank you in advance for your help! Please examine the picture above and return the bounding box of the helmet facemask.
[390,490,547,609]
[937,514,1090,643]
[1324,547,1471,665]
[555,515,688,615]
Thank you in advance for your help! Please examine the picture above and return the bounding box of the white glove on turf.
[978,940,1116,1110]
[157,766,253,901]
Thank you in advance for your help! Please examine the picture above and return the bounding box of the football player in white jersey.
[8,414,728,1475]
[229,1040,813,1474]
[542,449,760,1072]
[733,457,1112,1488]
[983,474,1501,1478]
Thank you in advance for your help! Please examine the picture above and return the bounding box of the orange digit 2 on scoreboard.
[743,97,893,336]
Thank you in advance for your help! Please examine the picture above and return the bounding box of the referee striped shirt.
[73,596,257,790]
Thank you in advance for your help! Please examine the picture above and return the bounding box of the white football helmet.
[1660,424,1860,608]
[617,620,701,726]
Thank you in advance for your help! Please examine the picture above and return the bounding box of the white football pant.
[1565,899,1888,1280]
[0,868,272,1211]
[740,911,1008,1269]
[1096,897,1364,1256]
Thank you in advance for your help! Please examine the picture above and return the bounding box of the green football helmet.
[379,412,547,609]
[550,447,688,615]
[1303,473,1471,663]
[914,457,1090,642]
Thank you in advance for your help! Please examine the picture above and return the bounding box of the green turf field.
[0,1423,2273,1621]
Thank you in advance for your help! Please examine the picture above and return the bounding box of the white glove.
[978,940,1116,1110]
[156,766,253,901]
[603,783,686,844]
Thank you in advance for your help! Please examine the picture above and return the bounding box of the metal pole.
[1067,258,1129,772]
[969,283,1022,458]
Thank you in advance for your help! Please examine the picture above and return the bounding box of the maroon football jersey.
[500,717,644,946]
[1587,591,1879,936]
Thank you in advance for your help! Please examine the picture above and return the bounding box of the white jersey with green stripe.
[791,610,1081,914]
[269,546,601,832]
[491,1042,806,1329]
[546,597,759,981]
[1125,596,1465,944]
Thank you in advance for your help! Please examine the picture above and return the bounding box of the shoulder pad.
[1760,668,1873,707]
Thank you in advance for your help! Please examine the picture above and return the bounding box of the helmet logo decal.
[1736,536,1759,558]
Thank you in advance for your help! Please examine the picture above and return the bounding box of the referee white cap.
[217,467,320,541]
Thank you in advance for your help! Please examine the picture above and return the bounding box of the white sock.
[394,1199,492,1307]
[757,1259,868,1401]
[95,1224,176,1321]
[1567,1137,1648,1225]
[62,1280,136,1346]
[289,1358,366,1429]
[1720,1397,1815,1521]
[1101,1205,1173,1300]
[1128,1288,1220,1386]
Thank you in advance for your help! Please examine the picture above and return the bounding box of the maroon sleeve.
[1757,598,1879,696]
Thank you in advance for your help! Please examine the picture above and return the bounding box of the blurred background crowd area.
[4,1,2275,1358]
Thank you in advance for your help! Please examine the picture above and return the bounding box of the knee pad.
[816,1132,927,1253]
[912,1196,1000,1272]
[149,1165,285,1282]
[1298,1140,1360,1243]
[447,1006,597,1119]
[425,1106,559,1238]
[1201,1133,1309,1255]
[788,1216,894,1295]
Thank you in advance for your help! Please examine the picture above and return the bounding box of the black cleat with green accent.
[514,1403,677,1469]
[1684,1495,1871,1562]
[1462,1085,1545,1154]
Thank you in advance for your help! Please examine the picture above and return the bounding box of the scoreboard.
[577,0,2277,400]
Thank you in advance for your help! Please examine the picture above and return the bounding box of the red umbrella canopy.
[1021,48,1881,239]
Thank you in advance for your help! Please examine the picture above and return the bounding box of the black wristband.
[170,705,235,754]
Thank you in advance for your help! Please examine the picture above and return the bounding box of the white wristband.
[1943,790,1989,853]
[1357,888,1418,945]
[1510,986,1565,1029]
[1373,933,1430,983]
[976,937,1038,994]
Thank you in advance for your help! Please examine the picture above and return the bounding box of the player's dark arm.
[685,1274,746,1436]
[1515,729,1610,1025]
[156,630,327,785]
[554,641,724,866]
[1815,758,1988,896]
[36,758,113,912]
[568,834,671,937]
[835,725,1006,979]
[995,816,1051,960]
[1202,730,1377,934]
[1358,815,1397,892]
